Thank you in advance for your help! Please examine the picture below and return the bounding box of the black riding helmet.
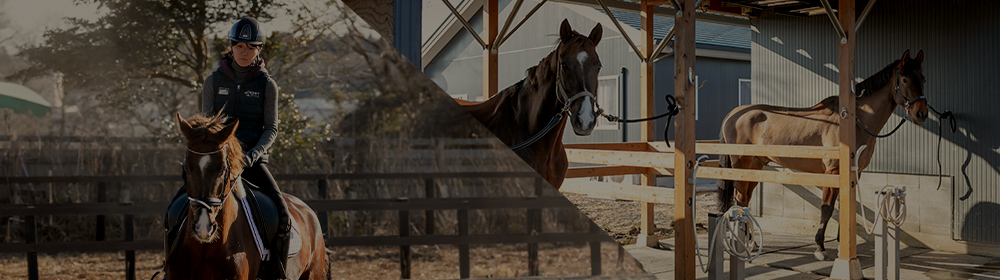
[229,17,265,46]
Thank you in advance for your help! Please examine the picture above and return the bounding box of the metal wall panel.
[753,0,1000,243]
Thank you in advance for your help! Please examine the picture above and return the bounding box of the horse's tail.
[717,152,735,213]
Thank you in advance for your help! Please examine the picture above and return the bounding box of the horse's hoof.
[813,251,826,261]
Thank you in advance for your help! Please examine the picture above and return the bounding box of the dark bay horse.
[166,113,326,279]
[457,19,603,189]
[717,50,928,260]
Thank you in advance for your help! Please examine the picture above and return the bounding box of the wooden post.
[96,182,106,241]
[125,213,135,280]
[832,0,862,279]
[590,223,602,276]
[636,0,658,249]
[318,180,329,238]
[424,178,435,235]
[458,207,470,278]
[673,0,698,279]
[527,177,543,276]
[399,201,411,279]
[26,215,38,280]
[482,0,499,99]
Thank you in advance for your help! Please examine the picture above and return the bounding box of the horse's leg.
[814,184,840,261]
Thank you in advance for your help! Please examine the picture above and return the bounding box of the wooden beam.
[483,0,498,99]
[673,0,698,278]
[695,143,839,159]
[565,149,675,169]
[560,180,674,204]
[638,0,659,249]
[695,166,840,188]
[563,142,651,151]
[566,166,650,178]
[833,0,862,278]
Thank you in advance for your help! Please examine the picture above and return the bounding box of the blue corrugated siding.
[753,0,1000,244]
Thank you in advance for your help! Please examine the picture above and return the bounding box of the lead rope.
[929,105,956,190]
[597,94,680,147]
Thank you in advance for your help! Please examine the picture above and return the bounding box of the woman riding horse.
[166,17,292,279]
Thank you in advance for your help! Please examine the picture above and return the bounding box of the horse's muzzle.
[571,95,597,136]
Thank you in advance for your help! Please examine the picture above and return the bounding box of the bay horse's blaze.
[457,19,603,189]
[717,50,928,260]
[166,113,327,279]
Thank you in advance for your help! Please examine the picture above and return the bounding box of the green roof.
[0,82,51,117]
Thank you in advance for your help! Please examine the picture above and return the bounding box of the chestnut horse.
[717,50,928,260]
[456,19,603,189]
[165,113,326,279]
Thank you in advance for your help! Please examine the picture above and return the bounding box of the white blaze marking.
[198,155,210,173]
[577,51,588,68]
[195,208,211,239]
[577,95,595,127]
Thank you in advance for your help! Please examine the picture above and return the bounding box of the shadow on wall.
[960,202,1000,242]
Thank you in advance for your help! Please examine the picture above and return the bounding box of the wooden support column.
[672,0,697,279]
[636,0,658,248]
[483,0,499,99]
[831,0,863,279]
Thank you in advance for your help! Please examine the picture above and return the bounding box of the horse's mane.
[855,59,912,97]
[184,113,246,176]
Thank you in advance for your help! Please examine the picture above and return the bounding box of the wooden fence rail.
[1,172,615,280]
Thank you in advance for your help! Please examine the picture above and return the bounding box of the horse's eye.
[561,62,569,69]
[902,78,908,83]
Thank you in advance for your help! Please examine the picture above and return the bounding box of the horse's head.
[175,113,245,243]
[893,50,928,125]
[553,19,602,136]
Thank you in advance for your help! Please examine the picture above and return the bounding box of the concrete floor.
[627,233,1000,280]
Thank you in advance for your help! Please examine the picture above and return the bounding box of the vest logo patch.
[218,87,229,95]
[245,91,261,98]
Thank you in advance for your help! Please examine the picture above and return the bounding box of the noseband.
[185,144,236,216]
[894,72,926,121]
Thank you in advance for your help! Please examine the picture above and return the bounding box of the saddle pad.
[288,217,302,257]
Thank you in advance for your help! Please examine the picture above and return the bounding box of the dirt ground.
[0,242,646,279]
[0,194,713,279]
[564,192,720,245]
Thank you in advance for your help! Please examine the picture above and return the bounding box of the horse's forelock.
[183,114,245,176]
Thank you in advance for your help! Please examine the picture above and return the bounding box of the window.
[596,75,620,130]
[739,79,751,106]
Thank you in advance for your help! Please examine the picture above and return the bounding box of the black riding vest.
[211,63,270,154]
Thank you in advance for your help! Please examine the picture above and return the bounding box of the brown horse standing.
[717,50,928,260]
[166,113,326,279]
[457,19,603,189]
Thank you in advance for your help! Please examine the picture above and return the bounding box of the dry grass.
[565,192,720,245]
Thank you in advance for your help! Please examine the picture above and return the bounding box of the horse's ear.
[215,119,239,143]
[589,23,603,45]
[176,113,194,141]
[560,19,573,42]
[897,49,910,70]
[915,50,924,65]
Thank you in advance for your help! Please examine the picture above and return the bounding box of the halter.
[185,144,236,216]
[894,71,926,122]
[510,61,595,151]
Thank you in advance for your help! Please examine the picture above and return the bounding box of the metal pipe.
[819,0,847,43]
[652,26,676,59]
[441,0,487,48]
[856,0,878,32]
[597,0,646,61]
[496,0,547,48]
[494,0,524,51]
